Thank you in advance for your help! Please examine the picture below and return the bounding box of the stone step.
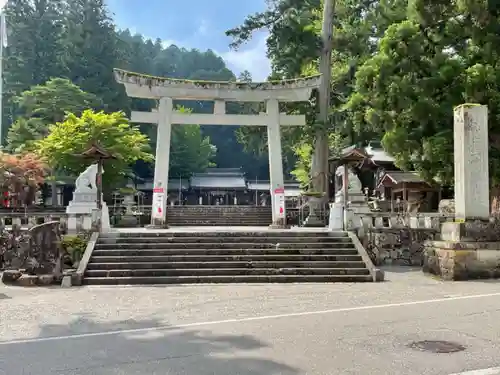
[98,236,350,244]
[168,216,271,219]
[84,268,370,277]
[92,248,360,256]
[166,219,273,223]
[86,260,367,270]
[167,219,271,222]
[167,213,272,217]
[89,254,363,263]
[99,231,347,238]
[167,222,271,226]
[167,219,272,222]
[81,230,374,285]
[167,216,271,219]
[82,274,373,285]
[95,241,354,249]
[166,206,272,212]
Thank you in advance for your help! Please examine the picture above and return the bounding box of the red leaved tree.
[0,152,48,207]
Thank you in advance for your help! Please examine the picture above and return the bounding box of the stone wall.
[422,219,500,280]
[352,212,453,266]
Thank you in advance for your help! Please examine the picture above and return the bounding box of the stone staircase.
[166,206,272,226]
[82,230,377,285]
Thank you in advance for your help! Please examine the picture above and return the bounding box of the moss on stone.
[454,103,483,109]
[113,68,321,90]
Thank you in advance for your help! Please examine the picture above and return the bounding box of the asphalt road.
[1,267,500,375]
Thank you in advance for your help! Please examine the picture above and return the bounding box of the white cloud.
[196,19,209,36]
[161,39,177,48]
[219,32,271,82]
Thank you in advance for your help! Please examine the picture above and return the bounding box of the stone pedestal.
[328,202,343,231]
[345,193,371,231]
[348,193,371,214]
[303,196,325,227]
[118,194,138,227]
[303,215,324,227]
[268,218,289,229]
[424,221,500,280]
[66,191,111,232]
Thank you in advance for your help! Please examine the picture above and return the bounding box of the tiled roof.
[378,171,429,186]
[204,168,244,176]
[332,142,395,164]
[167,179,191,191]
[191,168,247,188]
[365,144,395,163]
[190,175,247,189]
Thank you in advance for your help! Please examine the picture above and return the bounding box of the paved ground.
[1,267,500,375]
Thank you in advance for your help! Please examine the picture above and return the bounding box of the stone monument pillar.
[453,104,489,220]
[423,104,500,280]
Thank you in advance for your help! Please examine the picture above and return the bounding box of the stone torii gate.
[114,69,321,227]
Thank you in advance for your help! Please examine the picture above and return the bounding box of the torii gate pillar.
[150,97,172,227]
[266,99,286,227]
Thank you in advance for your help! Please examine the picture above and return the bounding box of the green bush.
[61,234,88,265]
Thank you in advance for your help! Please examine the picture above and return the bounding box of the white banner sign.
[273,187,285,219]
[152,188,165,219]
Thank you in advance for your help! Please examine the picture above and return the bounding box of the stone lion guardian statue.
[74,164,104,192]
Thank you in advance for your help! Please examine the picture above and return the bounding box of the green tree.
[131,106,217,179]
[291,131,347,186]
[4,0,66,90]
[62,0,127,111]
[238,70,253,82]
[5,78,101,152]
[2,0,67,140]
[347,0,500,210]
[228,0,408,161]
[170,108,217,177]
[227,0,322,78]
[36,110,153,186]
[347,20,462,184]
[3,0,289,181]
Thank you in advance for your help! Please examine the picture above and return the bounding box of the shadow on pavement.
[0,315,300,375]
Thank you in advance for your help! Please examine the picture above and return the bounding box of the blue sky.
[106,0,271,81]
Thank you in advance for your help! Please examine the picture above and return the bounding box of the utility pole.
[0,0,8,147]
[305,0,336,226]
